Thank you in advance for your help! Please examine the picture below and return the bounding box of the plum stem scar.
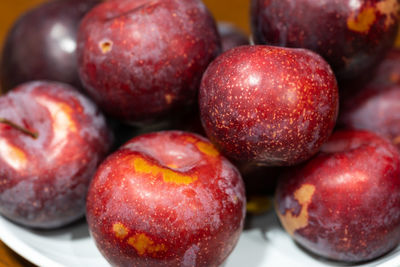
[0,118,38,139]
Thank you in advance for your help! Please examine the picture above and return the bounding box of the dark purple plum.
[0,0,100,93]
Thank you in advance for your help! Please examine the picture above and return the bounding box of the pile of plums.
[0,0,400,266]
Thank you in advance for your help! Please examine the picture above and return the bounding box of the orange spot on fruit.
[165,94,174,105]
[377,0,399,28]
[113,222,129,239]
[278,184,315,236]
[133,157,197,185]
[196,141,219,157]
[128,233,167,256]
[347,7,376,33]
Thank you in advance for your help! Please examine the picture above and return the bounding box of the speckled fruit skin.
[217,22,249,53]
[251,0,400,84]
[276,130,400,262]
[0,0,99,93]
[199,45,339,166]
[0,81,112,229]
[340,83,400,149]
[86,131,245,267]
[77,0,221,124]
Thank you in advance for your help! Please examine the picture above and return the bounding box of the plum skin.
[0,0,100,93]
[77,0,221,124]
[276,130,400,262]
[340,84,400,150]
[86,131,246,267]
[339,49,400,149]
[251,0,400,84]
[217,22,249,52]
[199,45,338,166]
[368,49,400,88]
[0,81,112,229]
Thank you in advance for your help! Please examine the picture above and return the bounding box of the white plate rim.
[0,217,64,267]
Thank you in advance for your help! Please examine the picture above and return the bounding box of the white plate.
[0,211,400,267]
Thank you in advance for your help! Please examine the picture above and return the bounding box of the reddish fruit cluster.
[0,0,100,92]
[1,0,400,266]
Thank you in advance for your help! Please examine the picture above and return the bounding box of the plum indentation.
[36,97,77,159]
[132,157,197,185]
[100,41,113,54]
[0,139,27,170]
[195,141,220,157]
[0,118,38,139]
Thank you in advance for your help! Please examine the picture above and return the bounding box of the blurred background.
[0,0,44,47]
[0,0,250,49]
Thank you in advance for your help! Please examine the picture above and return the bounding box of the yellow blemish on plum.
[100,41,113,54]
[347,7,376,33]
[127,233,167,256]
[166,163,178,169]
[0,139,27,170]
[278,184,315,236]
[377,0,399,28]
[133,157,197,185]
[196,141,219,157]
[113,222,129,239]
[184,136,197,143]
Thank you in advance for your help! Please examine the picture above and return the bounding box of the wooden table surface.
[0,241,36,267]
